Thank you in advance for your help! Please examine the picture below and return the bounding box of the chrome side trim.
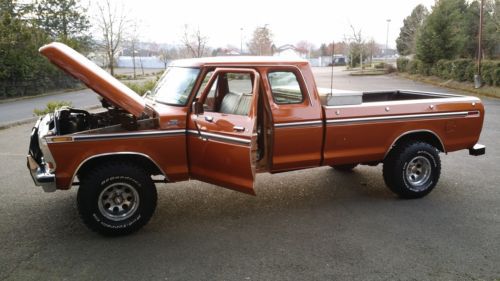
[324,96,480,109]
[70,129,186,142]
[361,89,462,98]
[327,111,472,125]
[69,152,168,189]
[274,120,323,128]
[384,130,446,159]
[187,130,251,145]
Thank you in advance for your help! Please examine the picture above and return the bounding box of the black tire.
[383,141,441,199]
[77,162,157,236]
[331,163,358,172]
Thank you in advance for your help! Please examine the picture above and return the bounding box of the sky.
[88,0,437,49]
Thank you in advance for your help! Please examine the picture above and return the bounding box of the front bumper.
[27,155,56,192]
[469,143,486,156]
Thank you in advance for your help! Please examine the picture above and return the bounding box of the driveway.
[0,68,498,280]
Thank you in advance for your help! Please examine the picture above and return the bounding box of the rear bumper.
[27,155,56,192]
[469,144,486,156]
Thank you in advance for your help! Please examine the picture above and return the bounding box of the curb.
[0,117,39,130]
[0,86,87,105]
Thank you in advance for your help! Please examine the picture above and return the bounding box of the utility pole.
[475,0,484,88]
[385,19,391,57]
[240,27,243,54]
[330,41,335,93]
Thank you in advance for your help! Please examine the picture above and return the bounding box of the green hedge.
[398,58,500,86]
[397,58,409,72]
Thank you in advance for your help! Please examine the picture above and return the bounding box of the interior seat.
[234,93,252,115]
[219,92,241,114]
[219,91,253,116]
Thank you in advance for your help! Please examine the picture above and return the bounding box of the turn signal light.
[50,136,73,142]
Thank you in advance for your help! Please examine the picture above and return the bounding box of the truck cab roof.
[169,56,310,67]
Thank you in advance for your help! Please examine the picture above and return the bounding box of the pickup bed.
[28,43,485,235]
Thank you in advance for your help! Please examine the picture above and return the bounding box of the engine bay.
[52,99,156,135]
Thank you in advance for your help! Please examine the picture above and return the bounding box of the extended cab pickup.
[28,43,486,235]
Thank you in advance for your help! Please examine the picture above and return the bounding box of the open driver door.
[187,68,260,195]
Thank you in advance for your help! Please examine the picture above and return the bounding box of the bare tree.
[181,25,208,58]
[95,0,127,76]
[295,40,314,58]
[347,25,367,67]
[367,39,380,64]
[158,48,170,69]
[128,20,140,79]
[247,25,273,55]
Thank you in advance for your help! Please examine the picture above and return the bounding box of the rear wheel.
[77,162,157,236]
[383,141,441,199]
[331,163,358,172]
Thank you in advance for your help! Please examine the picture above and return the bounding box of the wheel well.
[386,131,445,158]
[76,154,164,181]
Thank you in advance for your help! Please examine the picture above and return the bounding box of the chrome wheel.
[405,156,432,191]
[98,183,140,221]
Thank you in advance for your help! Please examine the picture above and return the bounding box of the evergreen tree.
[416,0,469,63]
[34,0,90,51]
[483,0,500,58]
[461,1,481,58]
[396,4,428,55]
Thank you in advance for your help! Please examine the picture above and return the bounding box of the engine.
[54,107,147,135]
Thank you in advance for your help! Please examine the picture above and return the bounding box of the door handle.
[233,126,245,132]
[205,115,214,122]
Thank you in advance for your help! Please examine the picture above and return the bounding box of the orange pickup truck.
[28,43,485,235]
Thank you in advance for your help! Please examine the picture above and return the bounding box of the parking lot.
[0,68,499,280]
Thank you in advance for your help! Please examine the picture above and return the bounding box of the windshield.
[151,67,200,105]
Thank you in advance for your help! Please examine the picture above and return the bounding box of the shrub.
[432,60,450,78]
[481,60,500,86]
[407,59,419,74]
[397,57,409,72]
[464,62,476,83]
[402,58,499,86]
[416,60,431,76]
[385,64,397,73]
[124,79,158,95]
[374,62,386,69]
[113,74,131,80]
[452,59,474,82]
[33,101,72,116]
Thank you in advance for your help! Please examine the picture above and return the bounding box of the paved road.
[0,67,162,126]
[0,89,100,126]
[0,69,499,280]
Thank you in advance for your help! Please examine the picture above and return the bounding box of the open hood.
[39,42,146,117]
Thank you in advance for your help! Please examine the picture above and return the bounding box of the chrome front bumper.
[27,155,56,192]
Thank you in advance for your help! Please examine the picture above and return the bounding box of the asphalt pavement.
[0,68,498,280]
[0,88,100,127]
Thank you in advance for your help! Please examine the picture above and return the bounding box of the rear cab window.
[267,71,304,104]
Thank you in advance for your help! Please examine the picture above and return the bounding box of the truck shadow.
[150,166,393,228]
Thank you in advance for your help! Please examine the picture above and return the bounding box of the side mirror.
[192,101,204,115]
[142,90,151,98]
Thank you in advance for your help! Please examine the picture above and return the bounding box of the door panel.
[188,68,260,194]
[262,67,323,171]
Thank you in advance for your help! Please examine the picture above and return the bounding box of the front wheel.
[383,141,441,199]
[77,162,157,236]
